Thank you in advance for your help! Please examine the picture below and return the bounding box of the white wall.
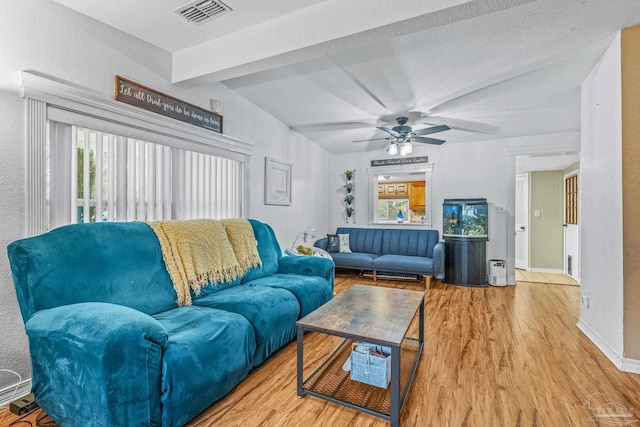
[328,140,512,273]
[578,33,624,364]
[0,0,330,396]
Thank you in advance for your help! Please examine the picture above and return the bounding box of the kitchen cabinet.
[409,181,425,210]
[378,182,412,198]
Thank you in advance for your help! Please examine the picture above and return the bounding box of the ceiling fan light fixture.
[400,141,412,156]
[388,142,398,155]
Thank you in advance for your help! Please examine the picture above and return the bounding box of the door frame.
[515,173,529,270]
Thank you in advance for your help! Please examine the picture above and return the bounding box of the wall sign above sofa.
[370,156,428,167]
[115,75,223,133]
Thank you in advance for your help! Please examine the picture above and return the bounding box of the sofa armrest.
[25,302,168,426]
[279,255,335,283]
[314,237,329,251]
[433,241,445,279]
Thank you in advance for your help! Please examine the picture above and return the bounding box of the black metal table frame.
[296,300,424,427]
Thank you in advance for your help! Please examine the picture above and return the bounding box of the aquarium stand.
[443,237,488,287]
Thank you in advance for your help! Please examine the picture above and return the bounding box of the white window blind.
[173,150,241,220]
[48,124,243,229]
[21,72,252,235]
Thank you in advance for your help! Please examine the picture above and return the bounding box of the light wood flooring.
[515,269,579,286]
[3,274,639,427]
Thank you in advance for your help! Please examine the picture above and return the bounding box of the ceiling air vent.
[175,0,232,25]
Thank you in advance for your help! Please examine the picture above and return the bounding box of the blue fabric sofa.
[315,227,444,286]
[7,219,334,427]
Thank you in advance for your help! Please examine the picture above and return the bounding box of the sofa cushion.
[381,229,440,258]
[153,306,255,427]
[241,220,281,283]
[193,276,242,298]
[7,222,178,322]
[336,227,384,255]
[193,284,300,366]
[247,274,333,318]
[373,254,434,275]
[330,252,378,270]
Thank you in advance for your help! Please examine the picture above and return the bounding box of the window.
[565,174,578,224]
[366,163,433,226]
[22,72,252,236]
[47,123,243,230]
[378,199,409,221]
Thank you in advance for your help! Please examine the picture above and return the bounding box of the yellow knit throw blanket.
[221,218,262,272]
[147,219,261,306]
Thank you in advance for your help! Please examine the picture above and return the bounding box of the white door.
[515,173,529,270]
[564,171,580,282]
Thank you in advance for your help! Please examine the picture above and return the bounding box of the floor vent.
[175,0,232,25]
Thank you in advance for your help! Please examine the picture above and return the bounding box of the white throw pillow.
[338,234,352,253]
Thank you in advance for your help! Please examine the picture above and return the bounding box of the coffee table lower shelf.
[300,337,422,420]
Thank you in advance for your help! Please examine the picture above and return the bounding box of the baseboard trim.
[621,357,640,374]
[0,378,32,408]
[528,268,564,274]
[577,320,623,369]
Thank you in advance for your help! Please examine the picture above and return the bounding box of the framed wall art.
[264,157,292,205]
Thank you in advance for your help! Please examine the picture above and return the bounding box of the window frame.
[22,71,252,235]
[366,163,434,227]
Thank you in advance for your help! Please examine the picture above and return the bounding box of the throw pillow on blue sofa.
[338,234,352,253]
[327,234,340,253]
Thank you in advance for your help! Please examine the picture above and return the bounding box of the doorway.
[512,152,579,280]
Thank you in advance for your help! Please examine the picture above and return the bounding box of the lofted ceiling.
[54,0,640,160]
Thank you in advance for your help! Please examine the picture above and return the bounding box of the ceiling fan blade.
[336,64,390,111]
[376,126,401,138]
[413,136,446,145]
[352,137,390,143]
[416,116,498,134]
[292,120,375,132]
[413,124,451,136]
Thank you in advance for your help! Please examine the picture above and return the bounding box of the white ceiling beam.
[172,0,535,86]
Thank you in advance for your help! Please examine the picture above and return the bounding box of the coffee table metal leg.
[297,326,305,397]
[390,344,401,427]
[419,298,425,344]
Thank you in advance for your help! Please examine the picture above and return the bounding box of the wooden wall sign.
[115,76,222,133]
[370,156,428,167]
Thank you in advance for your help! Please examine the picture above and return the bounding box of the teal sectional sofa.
[7,219,334,427]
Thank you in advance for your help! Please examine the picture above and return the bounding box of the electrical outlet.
[581,292,590,308]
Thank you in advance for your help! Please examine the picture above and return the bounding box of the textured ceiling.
[53,0,640,158]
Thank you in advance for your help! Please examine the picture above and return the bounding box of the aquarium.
[443,198,488,239]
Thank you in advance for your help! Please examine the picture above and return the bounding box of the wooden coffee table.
[296,284,424,427]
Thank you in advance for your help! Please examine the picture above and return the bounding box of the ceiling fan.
[353,116,450,156]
